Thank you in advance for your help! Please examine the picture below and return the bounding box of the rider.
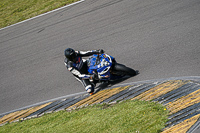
[64,48,104,95]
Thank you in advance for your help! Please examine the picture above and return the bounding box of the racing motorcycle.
[87,53,137,84]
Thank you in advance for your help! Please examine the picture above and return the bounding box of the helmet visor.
[68,52,77,62]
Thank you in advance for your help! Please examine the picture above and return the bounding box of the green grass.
[0,100,169,133]
[0,0,80,28]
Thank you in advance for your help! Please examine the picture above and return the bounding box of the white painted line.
[0,91,87,117]
[0,0,85,31]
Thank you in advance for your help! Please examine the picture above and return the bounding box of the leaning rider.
[64,48,104,95]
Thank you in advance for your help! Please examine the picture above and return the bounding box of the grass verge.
[0,0,80,28]
[0,100,169,133]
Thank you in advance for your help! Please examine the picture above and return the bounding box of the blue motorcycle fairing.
[88,54,114,80]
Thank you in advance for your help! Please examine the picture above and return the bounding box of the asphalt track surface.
[0,0,200,114]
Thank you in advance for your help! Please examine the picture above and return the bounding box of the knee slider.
[85,85,94,93]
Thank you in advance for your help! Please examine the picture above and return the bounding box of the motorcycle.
[87,53,137,84]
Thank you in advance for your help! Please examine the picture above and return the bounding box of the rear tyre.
[113,63,137,76]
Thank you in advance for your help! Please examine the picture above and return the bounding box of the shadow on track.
[94,70,139,93]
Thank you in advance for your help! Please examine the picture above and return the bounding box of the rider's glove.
[98,49,104,54]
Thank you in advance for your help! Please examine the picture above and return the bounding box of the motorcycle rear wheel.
[112,63,137,76]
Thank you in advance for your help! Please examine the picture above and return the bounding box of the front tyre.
[112,63,137,76]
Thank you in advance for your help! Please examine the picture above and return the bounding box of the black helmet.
[64,48,77,62]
